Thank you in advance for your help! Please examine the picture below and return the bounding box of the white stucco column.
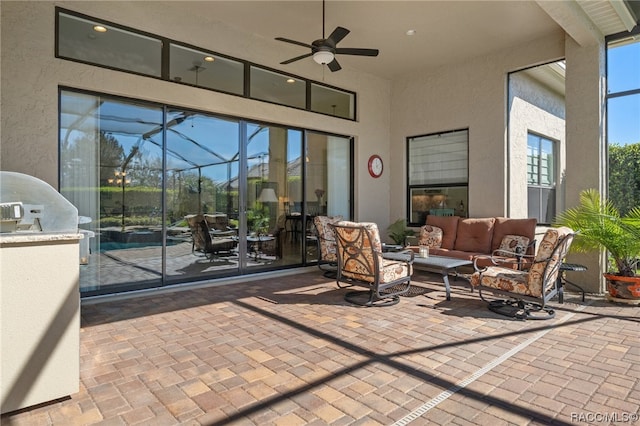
[564,35,607,294]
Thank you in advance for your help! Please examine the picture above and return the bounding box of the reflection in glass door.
[61,89,353,297]
[60,91,165,294]
[305,132,352,264]
[164,111,241,283]
[244,123,303,271]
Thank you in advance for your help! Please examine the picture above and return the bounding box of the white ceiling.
[165,0,637,80]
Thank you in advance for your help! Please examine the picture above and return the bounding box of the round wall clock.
[368,155,383,178]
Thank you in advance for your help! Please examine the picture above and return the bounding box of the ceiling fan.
[275,0,379,72]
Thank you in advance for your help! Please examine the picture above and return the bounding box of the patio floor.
[2,270,639,425]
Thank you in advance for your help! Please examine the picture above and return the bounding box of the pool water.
[100,241,180,252]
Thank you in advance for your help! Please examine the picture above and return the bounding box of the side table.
[558,263,587,302]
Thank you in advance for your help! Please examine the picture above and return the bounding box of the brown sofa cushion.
[491,217,537,254]
[454,218,495,253]
[426,215,460,249]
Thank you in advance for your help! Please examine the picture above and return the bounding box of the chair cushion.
[470,266,536,295]
[209,237,236,252]
[204,213,229,231]
[335,221,382,252]
[495,234,530,257]
[418,225,443,248]
[333,221,385,283]
[314,215,343,262]
[528,227,573,292]
[379,258,412,284]
[491,217,537,253]
[454,218,495,253]
[426,215,459,249]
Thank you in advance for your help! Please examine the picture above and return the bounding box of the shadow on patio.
[3,271,639,425]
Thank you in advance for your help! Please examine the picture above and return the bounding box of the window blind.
[408,130,468,185]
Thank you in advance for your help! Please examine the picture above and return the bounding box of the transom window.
[55,8,355,120]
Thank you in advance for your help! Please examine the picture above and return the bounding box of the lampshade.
[313,50,334,65]
[258,188,278,203]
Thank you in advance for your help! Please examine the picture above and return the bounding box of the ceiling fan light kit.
[313,50,334,65]
[275,0,379,72]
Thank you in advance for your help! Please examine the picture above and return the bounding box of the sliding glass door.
[163,110,241,283]
[305,132,352,263]
[60,89,352,296]
[244,123,304,271]
[60,91,165,294]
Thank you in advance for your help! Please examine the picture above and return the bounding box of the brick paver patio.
[2,271,639,425]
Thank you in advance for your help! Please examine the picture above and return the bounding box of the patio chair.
[330,221,414,307]
[259,214,287,260]
[470,226,574,320]
[204,213,236,237]
[185,214,237,260]
[312,215,343,277]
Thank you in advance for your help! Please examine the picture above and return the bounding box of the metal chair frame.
[331,222,414,307]
[473,230,574,320]
[186,215,237,261]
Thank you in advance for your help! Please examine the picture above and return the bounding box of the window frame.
[526,131,557,224]
[406,128,469,226]
[55,7,357,121]
[59,86,355,296]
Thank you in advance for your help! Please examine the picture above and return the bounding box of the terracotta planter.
[604,273,640,300]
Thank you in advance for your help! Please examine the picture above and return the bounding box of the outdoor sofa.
[407,215,537,270]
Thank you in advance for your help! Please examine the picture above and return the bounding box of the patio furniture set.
[312,214,577,320]
[185,213,283,262]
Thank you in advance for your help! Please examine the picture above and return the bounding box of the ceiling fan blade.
[327,26,350,45]
[327,58,341,72]
[281,52,313,65]
[335,48,379,57]
[275,37,313,49]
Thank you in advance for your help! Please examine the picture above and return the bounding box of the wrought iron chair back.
[330,221,413,307]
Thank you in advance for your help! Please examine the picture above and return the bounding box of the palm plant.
[555,189,640,277]
[387,219,415,246]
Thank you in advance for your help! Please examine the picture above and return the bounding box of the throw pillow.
[495,234,530,256]
[419,225,443,248]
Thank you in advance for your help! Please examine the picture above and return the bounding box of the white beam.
[610,0,638,31]
[535,0,603,46]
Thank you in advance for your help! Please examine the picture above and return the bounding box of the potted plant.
[247,207,269,236]
[555,189,640,300]
[387,219,415,246]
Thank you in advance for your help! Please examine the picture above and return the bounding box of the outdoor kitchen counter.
[0,232,81,414]
[0,232,82,244]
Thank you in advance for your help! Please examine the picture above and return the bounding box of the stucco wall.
[0,1,391,227]
[564,36,607,293]
[1,2,609,290]
[389,33,565,222]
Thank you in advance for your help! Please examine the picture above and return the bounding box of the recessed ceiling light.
[93,25,107,33]
[406,29,416,36]
[204,56,215,62]
[286,78,295,83]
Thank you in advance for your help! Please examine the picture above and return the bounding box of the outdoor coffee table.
[383,252,473,301]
